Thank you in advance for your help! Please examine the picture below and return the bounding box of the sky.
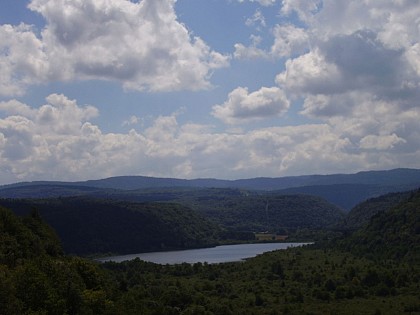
[0,0,419,185]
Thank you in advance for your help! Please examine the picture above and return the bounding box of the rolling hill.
[337,188,420,261]
[0,197,219,256]
[2,188,420,314]
[160,188,345,232]
[0,190,345,256]
[2,168,420,210]
[341,190,413,230]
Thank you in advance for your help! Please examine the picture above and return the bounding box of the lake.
[98,242,310,264]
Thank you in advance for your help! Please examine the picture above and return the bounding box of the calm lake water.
[98,242,310,264]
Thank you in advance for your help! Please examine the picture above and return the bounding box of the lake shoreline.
[91,240,312,261]
[96,242,312,265]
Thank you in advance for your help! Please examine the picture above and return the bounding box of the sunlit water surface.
[98,242,311,264]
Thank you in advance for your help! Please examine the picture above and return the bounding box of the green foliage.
[0,197,219,256]
[336,189,420,262]
[0,190,344,256]
[100,188,420,314]
[101,247,419,314]
[0,207,117,314]
[1,187,419,314]
[341,190,412,229]
[0,207,62,267]
[192,192,345,231]
[118,188,345,232]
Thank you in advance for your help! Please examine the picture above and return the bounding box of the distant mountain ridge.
[1,168,420,210]
[3,168,420,190]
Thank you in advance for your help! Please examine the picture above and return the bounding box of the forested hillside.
[337,189,420,261]
[101,188,420,314]
[92,188,345,232]
[0,206,116,315]
[341,190,412,229]
[165,189,345,232]
[0,198,219,255]
[1,189,419,314]
[0,191,344,256]
[272,183,398,210]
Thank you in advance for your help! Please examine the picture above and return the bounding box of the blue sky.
[0,0,419,184]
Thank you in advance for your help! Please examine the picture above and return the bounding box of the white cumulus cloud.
[1,94,420,184]
[0,0,229,96]
[0,24,49,96]
[234,35,268,59]
[271,24,309,57]
[212,86,290,124]
[275,0,420,151]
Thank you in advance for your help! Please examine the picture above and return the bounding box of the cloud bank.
[1,94,418,184]
[0,0,229,96]
[0,0,419,184]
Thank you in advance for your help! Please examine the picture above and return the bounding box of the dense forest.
[131,188,345,232]
[0,198,220,255]
[0,192,344,256]
[0,188,419,314]
[0,206,115,315]
[340,190,412,230]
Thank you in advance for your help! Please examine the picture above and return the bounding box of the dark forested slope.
[0,207,62,266]
[172,190,345,232]
[0,198,219,255]
[102,190,420,314]
[1,188,420,315]
[337,189,420,261]
[271,183,402,211]
[90,188,345,231]
[341,190,412,230]
[0,190,344,255]
[0,206,118,315]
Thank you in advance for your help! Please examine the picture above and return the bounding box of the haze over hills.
[2,168,420,210]
[4,168,420,190]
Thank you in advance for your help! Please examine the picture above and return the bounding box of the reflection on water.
[98,242,310,264]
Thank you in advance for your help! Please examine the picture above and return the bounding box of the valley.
[0,169,419,314]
